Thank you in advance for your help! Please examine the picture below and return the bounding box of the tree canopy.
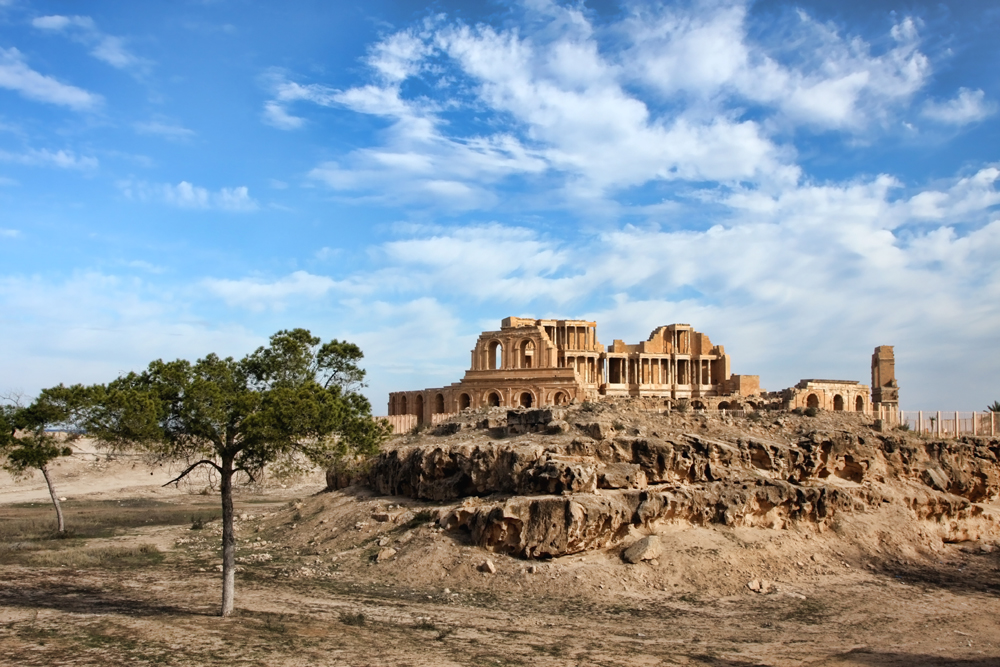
[81,328,389,616]
[0,390,85,534]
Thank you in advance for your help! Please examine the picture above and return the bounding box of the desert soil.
[1,432,999,666]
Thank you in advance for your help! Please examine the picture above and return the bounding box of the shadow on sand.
[0,578,217,617]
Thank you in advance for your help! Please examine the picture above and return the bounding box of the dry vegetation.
[2,409,1000,666]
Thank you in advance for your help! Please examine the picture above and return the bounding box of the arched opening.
[691,400,705,410]
[415,394,424,424]
[488,340,503,370]
[718,401,731,411]
[400,395,408,415]
[519,392,533,408]
[553,391,567,406]
[459,393,471,410]
[833,395,844,411]
[855,396,864,412]
[520,339,534,369]
[806,393,819,409]
[434,393,445,414]
[487,391,501,407]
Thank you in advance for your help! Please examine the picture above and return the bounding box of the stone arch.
[855,395,864,412]
[806,393,819,409]
[434,393,445,414]
[488,340,503,370]
[459,393,471,410]
[553,391,568,406]
[691,400,706,410]
[415,394,424,424]
[519,339,535,369]
[833,394,844,411]
[519,391,533,408]
[400,395,408,415]
[718,401,731,411]
[487,391,502,407]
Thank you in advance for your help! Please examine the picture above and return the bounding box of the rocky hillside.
[358,402,999,559]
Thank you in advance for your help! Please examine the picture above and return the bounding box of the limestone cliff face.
[364,408,1000,558]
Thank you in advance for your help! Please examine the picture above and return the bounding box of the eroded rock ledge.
[362,407,999,558]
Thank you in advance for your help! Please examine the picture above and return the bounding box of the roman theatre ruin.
[388,317,894,425]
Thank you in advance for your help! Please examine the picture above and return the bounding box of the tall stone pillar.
[871,345,899,424]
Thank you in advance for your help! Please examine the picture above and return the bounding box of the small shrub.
[895,423,910,431]
[747,412,763,422]
[675,399,690,414]
[804,407,819,417]
[191,516,205,530]
[791,407,804,416]
[414,620,436,631]
[339,611,366,626]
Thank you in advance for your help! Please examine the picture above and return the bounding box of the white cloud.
[133,120,195,141]
[922,88,997,125]
[0,176,18,187]
[905,168,1000,221]
[262,100,305,129]
[202,271,340,310]
[0,228,19,237]
[0,147,98,170]
[32,14,149,73]
[276,2,926,209]
[118,180,258,211]
[0,47,101,109]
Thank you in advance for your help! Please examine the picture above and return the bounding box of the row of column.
[550,325,594,351]
[606,356,716,386]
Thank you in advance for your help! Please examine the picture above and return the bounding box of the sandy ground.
[2,433,1000,666]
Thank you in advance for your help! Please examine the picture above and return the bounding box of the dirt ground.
[2,430,1000,666]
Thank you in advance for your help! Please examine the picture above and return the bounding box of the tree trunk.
[40,465,65,535]
[220,456,236,617]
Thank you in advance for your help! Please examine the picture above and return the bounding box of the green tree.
[988,401,1000,412]
[0,387,89,535]
[84,329,389,617]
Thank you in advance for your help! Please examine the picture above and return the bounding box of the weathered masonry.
[871,345,899,421]
[388,317,768,423]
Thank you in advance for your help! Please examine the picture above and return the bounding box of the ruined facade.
[871,345,899,421]
[780,380,869,413]
[388,317,764,424]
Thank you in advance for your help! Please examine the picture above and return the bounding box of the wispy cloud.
[133,120,196,141]
[32,14,150,73]
[0,228,19,237]
[203,271,341,310]
[922,88,996,125]
[0,147,98,169]
[0,47,101,110]
[118,180,258,211]
[272,2,940,211]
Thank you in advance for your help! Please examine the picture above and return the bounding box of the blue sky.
[1,0,998,412]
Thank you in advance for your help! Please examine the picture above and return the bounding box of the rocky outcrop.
[364,409,1000,559]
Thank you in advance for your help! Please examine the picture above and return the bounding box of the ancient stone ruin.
[388,316,877,426]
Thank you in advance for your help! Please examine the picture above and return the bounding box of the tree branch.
[233,466,256,483]
[162,459,222,487]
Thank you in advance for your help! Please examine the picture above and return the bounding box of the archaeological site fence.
[899,411,998,437]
